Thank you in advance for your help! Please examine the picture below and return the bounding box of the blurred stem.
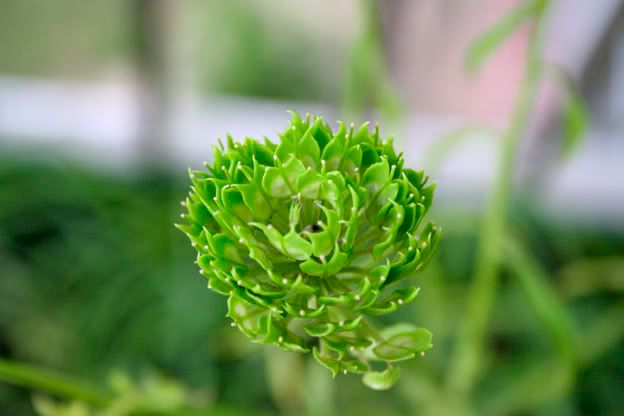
[0,359,217,415]
[342,0,402,120]
[503,236,576,368]
[0,358,112,406]
[446,4,550,400]
[303,357,335,416]
[264,349,305,416]
[579,300,624,366]
[475,236,578,415]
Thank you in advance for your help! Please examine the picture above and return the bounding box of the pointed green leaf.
[321,122,347,170]
[362,366,401,390]
[313,347,340,377]
[263,167,291,197]
[362,158,390,195]
[465,0,546,72]
[304,322,337,337]
[236,184,272,221]
[222,186,253,222]
[227,294,266,338]
[207,276,232,295]
[257,314,285,344]
[286,274,317,295]
[351,121,371,144]
[232,225,273,271]
[307,231,334,258]
[297,128,321,169]
[343,359,369,374]
[304,317,363,337]
[341,145,363,174]
[208,234,244,264]
[282,229,313,260]
[296,169,323,199]
[362,287,420,316]
[300,245,348,277]
[372,328,433,362]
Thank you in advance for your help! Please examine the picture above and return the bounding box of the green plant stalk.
[0,358,112,406]
[0,359,219,415]
[503,236,576,367]
[446,6,550,399]
[476,236,577,415]
[342,0,402,120]
[579,300,624,367]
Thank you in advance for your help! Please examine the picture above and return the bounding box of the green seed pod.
[177,112,441,389]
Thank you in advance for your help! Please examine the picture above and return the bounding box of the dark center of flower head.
[306,223,322,233]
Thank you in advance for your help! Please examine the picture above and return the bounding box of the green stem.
[578,300,624,367]
[0,358,112,406]
[446,6,550,399]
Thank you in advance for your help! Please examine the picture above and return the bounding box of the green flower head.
[177,112,441,389]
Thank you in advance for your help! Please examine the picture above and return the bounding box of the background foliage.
[1,0,623,415]
[1,151,623,415]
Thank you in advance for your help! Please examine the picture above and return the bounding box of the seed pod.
[177,112,441,388]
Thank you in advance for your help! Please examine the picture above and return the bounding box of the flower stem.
[446,4,550,400]
[0,358,112,406]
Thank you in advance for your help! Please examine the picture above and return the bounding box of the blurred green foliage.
[0,1,621,414]
[0,0,133,78]
[0,0,341,103]
[197,0,341,102]
[0,152,623,415]
[342,0,402,120]
[0,154,269,414]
